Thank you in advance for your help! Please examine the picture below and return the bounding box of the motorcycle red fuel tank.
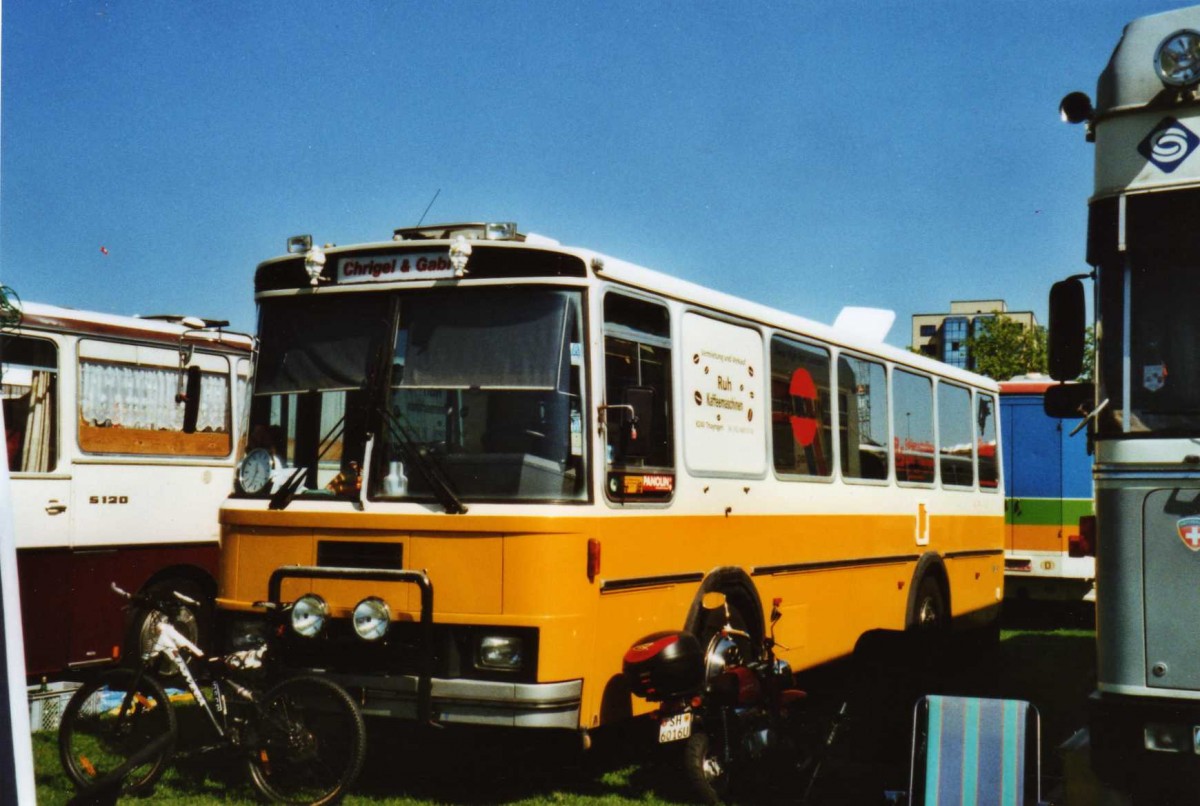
[709,664,763,705]
[729,665,762,705]
[622,631,704,701]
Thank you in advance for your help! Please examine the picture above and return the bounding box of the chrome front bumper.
[328,672,583,729]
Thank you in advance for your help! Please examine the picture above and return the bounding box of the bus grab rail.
[267,565,435,725]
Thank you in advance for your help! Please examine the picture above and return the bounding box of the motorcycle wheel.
[684,730,731,805]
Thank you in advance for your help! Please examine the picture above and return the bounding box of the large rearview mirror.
[1044,382,1094,419]
[181,365,202,434]
[1048,278,1086,381]
[701,592,727,610]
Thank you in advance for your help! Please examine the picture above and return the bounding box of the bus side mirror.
[181,365,202,434]
[1044,382,1094,419]
[622,386,655,458]
[1048,278,1086,381]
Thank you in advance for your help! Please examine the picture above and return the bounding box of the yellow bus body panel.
[220,507,1002,729]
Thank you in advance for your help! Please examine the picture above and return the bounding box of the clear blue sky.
[1,1,1187,345]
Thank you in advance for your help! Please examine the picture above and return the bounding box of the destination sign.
[338,252,455,284]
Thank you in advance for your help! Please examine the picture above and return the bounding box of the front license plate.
[658,711,692,743]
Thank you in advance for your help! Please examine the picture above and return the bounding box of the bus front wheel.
[127,579,210,673]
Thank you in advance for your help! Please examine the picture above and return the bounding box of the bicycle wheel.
[59,667,177,796]
[247,674,366,805]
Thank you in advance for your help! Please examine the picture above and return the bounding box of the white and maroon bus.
[1,301,252,679]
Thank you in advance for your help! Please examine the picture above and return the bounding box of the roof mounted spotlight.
[287,234,312,254]
[1059,92,1094,124]
[449,235,472,277]
[485,222,518,240]
[393,222,524,242]
[1155,29,1200,88]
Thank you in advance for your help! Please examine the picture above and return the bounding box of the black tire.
[128,579,211,676]
[910,576,948,631]
[684,728,731,804]
[58,667,177,796]
[246,674,367,806]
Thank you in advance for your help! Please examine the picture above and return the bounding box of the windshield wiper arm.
[269,416,347,511]
[378,405,467,514]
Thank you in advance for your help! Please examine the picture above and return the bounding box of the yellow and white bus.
[216,223,1004,737]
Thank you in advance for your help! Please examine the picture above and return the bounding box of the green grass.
[33,608,1096,805]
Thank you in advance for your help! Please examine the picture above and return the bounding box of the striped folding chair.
[908,695,1041,806]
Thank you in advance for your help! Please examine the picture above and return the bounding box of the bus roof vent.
[833,307,895,342]
[137,314,226,330]
[392,222,525,242]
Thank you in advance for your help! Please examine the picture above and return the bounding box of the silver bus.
[1050,4,1200,795]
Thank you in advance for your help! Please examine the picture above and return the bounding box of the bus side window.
[603,294,673,474]
[771,336,833,478]
[77,340,233,458]
[893,369,934,485]
[976,393,999,489]
[0,335,58,473]
[937,382,974,488]
[837,355,888,481]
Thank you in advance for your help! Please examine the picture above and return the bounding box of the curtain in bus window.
[256,294,392,395]
[400,290,570,390]
[22,373,54,472]
[79,363,228,432]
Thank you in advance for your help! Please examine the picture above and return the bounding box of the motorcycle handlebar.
[109,581,198,614]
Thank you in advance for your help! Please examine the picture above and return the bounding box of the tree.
[1080,325,1096,382]
[965,315,1047,381]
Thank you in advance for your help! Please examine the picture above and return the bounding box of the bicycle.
[58,583,367,805]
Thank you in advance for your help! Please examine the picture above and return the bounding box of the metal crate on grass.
[27,681,82,732]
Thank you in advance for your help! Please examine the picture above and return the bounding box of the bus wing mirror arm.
[1070,398,1109,437]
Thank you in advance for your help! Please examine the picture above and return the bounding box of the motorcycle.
[622,592,808,804]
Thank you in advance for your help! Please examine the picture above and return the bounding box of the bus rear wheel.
[910,576,947,631]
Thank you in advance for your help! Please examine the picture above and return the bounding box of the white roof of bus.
[568,247,998,391]
[15,301,253,350]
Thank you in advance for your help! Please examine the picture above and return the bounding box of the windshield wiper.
[269,416,347,511]
[378,405,467,515]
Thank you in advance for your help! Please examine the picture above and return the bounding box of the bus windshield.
[1098,260,1200,436]
[248,287,587,503]
[383,287,586,502]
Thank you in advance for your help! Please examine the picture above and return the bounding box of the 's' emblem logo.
[1139,117,1199,173]
[1178,517,1200,551]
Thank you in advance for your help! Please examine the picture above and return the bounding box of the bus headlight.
[290,594,328,638]
[352,597,390,641]
[1155,29,1200,88]
[477,635,524,670]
